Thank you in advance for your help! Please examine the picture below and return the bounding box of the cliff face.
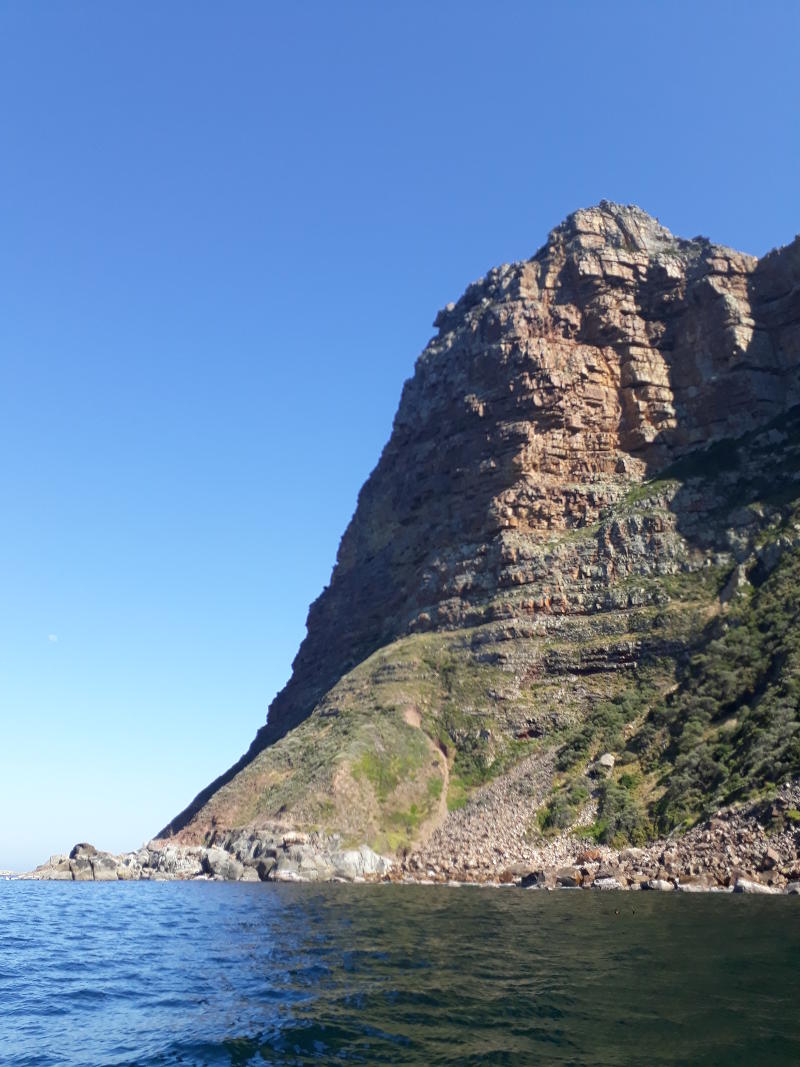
[161,204,800,855]
[262,204,800,742]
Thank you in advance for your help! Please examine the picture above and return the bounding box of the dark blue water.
[2,882,799,1066]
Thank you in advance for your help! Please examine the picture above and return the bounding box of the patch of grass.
[386,804,424,833]
[452,739,497,787]
[654,566,729,601]
[351,749,412,802]
[623,477,677,507]
[446,774,469,811]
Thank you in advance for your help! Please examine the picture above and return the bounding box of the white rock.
[592,877,624,890]
[733,879,780,895]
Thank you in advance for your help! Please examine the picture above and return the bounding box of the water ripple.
[1,882,799,1065]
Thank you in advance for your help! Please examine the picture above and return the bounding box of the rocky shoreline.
[19,784,800,895]
[22,829,394,885]
[397,782,800,895]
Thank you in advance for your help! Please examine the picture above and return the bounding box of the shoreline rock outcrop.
[398,780,800,894]
[23,831,394,885]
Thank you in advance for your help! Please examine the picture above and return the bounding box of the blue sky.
[1,2,798,871]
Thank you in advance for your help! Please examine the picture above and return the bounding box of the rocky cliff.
[159,203,800,883]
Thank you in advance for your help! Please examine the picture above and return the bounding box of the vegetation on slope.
[584,430,800,844]
[539,413,800,846]
[644,542,800,830]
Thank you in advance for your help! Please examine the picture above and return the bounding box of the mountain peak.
[551,201,680,257]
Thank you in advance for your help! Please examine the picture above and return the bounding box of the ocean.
[2,881,799,1065]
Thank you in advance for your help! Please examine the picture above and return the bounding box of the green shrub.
[556,689,650,771]
[638,542,800,831]
[539,777,589,833]
[594,778,653,846]
[452,738,495,786]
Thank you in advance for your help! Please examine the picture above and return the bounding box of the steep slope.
[160,203,800,860]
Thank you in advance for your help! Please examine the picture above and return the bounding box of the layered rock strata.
[163,203,800,842]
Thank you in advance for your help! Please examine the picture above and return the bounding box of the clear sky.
[1,1,798,871]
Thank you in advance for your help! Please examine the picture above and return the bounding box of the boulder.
[520,869,553,888]
[282,831,309,847]
[733,878,780,894]
[256,857,277,881]
[298,854,335,881]
[69,857,94,881]
[619,847,647,865]
[154,846,204,879]
[555,867,583,888]
[595,864,622,881]
[626,873,649,888]
[577,848,603,863]
[330,845,392,881]
[90,853,120,882]
[643,879,674,891]
[505,862,533,878]
[201,847,244,881]
[285,844,313,864]
[592,877,624,890]
[272,859,303,882]
[69,843,97,860]
[659,849,678,870]
[725,867,754,888]
[36,859,73,881]
[116,863,139,881]
[759,848,780,871]
[720,564,749,604]
[677,874,718,893]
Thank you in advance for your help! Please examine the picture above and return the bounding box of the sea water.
[2,880,799,1065]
